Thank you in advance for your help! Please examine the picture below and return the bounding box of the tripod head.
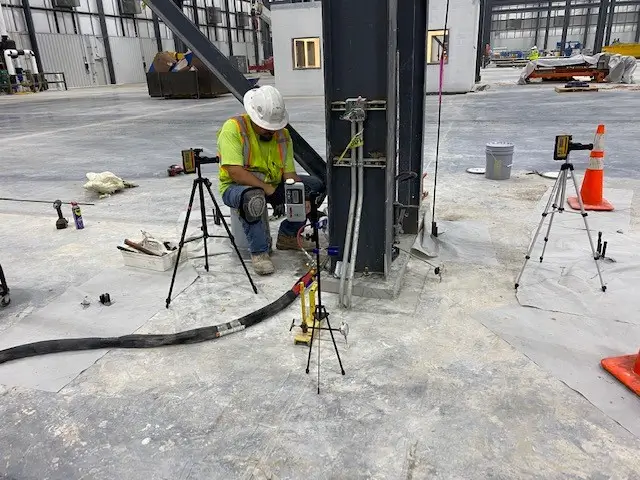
[186,148,221,179]
[553,135,593,161]
[190,148,220,170]
[308,192,321,224]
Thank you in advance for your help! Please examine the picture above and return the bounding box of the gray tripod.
[515,159,606,292]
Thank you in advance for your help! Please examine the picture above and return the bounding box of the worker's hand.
[263,184,276,196]
[305,201,311,215]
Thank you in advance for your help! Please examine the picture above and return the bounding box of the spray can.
[71,202,84,229]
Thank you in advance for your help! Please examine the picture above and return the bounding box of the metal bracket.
[331,99,387,116]
[343,97,367,122]
[332,158,386,168]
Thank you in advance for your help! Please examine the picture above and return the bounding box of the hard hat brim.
[243,89,290,131]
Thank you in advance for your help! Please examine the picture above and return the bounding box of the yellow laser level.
[553,135,571,160]
[181,149,197,174]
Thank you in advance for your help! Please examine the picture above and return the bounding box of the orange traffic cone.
[601,349,640,396]
[567,124,614,211]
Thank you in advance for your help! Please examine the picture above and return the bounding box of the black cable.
[0,270,315,365]
[0,197,95,206]
[431,0,451,237]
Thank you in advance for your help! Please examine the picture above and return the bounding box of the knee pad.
[239,187,266,224]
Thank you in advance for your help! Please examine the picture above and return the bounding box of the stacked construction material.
[518,52,636,84]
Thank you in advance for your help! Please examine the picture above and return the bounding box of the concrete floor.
[1,71,640,479]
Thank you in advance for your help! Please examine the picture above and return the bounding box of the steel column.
[475,0,483,82]
[172,0,186,52]
[534,2,542,46]
[593,0,610,52]
[144,0,326,182]
[250,6,260,65]
[560,0,572,54]
[543,1,552,49]
[191,1,200,33]
[20,0,43,74]
[583,8,591,47]
[475,0,489,82]
[397,0,427,234]
[477,0,492,81]
[636,8,640,42]
[322,0,398,274]
[96,0,116,84]
[223,0,234,56]
[261,19,272,58]
[152,13,163,51]
[482,0,492,57]
[605,0,616,44]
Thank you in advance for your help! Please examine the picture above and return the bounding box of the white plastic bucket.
[485,142,514,180]
[229,207,271,259]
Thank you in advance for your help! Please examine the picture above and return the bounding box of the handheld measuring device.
[284,178,306,222]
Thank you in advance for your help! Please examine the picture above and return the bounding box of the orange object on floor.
[567,124,614,211]
[601,349,640,396]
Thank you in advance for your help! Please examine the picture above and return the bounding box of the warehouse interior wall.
[271,0,481,97]
[489,3,640,54]
[1,0,263,88]
[426,0,481,93]
[271,1,324,97]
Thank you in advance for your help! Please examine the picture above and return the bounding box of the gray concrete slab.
[1,80,640,479]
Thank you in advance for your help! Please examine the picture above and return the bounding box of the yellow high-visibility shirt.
[217,114,295,195]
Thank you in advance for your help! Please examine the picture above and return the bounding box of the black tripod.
[166,149,258,308]
[304,193,345,393]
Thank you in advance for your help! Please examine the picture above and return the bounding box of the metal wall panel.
[162,36,175,51]
[108,36,146,84]
[6,33,32,50]
[139,37,161,71]
[35,33,94,87]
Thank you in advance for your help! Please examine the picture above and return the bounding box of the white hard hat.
[243,85,289,131]
[532,46,537,49]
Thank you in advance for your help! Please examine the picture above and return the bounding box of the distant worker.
[217,85,323,276]
[528,46,539,61]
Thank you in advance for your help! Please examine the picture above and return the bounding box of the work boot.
[276,233,314,251]
[251,252,275,275]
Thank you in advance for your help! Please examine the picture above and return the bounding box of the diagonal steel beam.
[144,0,327,183]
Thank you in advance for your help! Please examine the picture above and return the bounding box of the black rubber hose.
[0,270,315,365]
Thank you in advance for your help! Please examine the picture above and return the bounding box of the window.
[292,37,321,69]
[507,18,522,29]
[426,29,449,65]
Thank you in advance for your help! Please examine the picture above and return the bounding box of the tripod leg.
[305,310,317,374]
[204,182,258,294]
[197,180,210,272]
[569,171,607,292]
[317,306,321,394]
[539,171,564,262]
[515,173,562,289]
[323,314,346,376]
[166,180,198,308]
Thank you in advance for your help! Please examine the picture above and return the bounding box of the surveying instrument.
[166,148,258,308]
[515,134,606,292]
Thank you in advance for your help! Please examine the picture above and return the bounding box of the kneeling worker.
[217,85,324,276]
